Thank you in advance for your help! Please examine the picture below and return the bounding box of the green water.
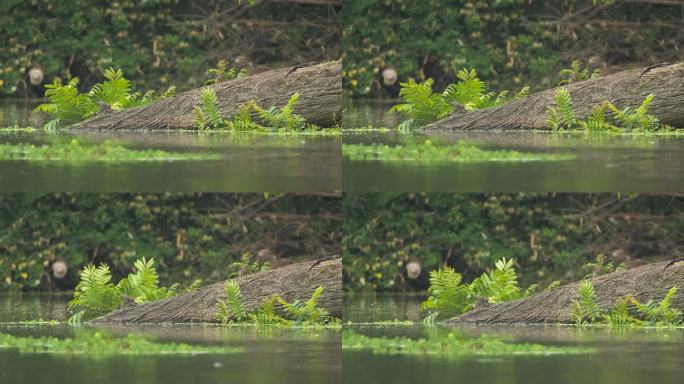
[0,101,340,192]
[343,99,684,192]
[343,293,684,384]
[0,293,341,384]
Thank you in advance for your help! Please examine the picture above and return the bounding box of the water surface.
[343,99,684,192]
[0,101,340,192]
[0,293,340,384]
[343,293,684,384]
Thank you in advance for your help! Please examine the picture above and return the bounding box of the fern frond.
[216,280,247,323]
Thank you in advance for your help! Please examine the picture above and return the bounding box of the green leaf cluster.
[582,254,624,279]
[547,88,671,132]
[228,252,270,279]
[390,69,528,130]
[205,60,247,85]
[559,60,601,85]
[34,68,175,130]
[420,258,537,323]
[570,281,682,327]
[216,283,337,326]
[67,257,193,322]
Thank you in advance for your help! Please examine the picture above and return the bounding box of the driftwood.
[423,63,684,131]
[93,257,342,323]
[446,259,684,325]
[74,61,342,130]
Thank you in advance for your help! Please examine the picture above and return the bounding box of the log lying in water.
[93,257,342,323]
[423,63,684,131]
[74,61,342,130]
[446,259,684,325]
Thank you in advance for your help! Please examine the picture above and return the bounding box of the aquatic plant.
[342,331,596,358]
[546,88,670,132]
[0,140,220,162]
[228,252,270,278]
[192,91,315,132]
[420,258,537,323]
[390,68,529,130]
[559,60,601,85]
[0,331,242,356]
[205,59,247,85]
[216,283,336,326]
[34,68,175,130]
[68,257,192,322]
[342,140,574,163]
[570,281,682,327]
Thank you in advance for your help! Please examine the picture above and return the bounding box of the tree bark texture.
[446,259,684,324]
[93,257,342,323]
[423,63,684,131]
[74,61,341,130]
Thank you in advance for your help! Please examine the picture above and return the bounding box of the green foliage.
[193,88,226,130]
[251,93,308,131]
[420,258,536,323]
[583,254,624,278]
[205,60,247,85]
[228,252,270,279]
[34,68,174,129]
[68,258,184,322]
[0,194,340,291]
[547,89,670,132]
[216,284,336,326]
[559,61,601,85]
[0,139,219,162]
[342,331,596,357]
[0,331,243,356]
[67,264,120,322]
[390,69,528,130]
[570,281,683,327]
[342,140,573,163]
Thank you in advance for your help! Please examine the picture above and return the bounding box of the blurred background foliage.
[0,0,340,97]
[342,0,684,97]
[0,193,341,290]
[343,193,684,291]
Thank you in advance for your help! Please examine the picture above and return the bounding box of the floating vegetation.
[342,331,596,358]
[216,282,339,326]
[68,257,202,322]
[0,140,219,162]
[342,140,573,163]
[570,281,683,327]
[0,331,242,356]
[342,126,392,134]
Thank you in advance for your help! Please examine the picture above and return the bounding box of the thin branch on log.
[423,63,684,131]
[74,61,341,130]
[446,259,684,324]
[93,257,342,323]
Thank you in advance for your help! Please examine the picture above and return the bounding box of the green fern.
[193,88,226,130]
[470,257,522,304]
[216,280,248,324]
[117,257,177,304]
[277,286,331,325]
[583,254,624,278]
[390,78,453,130]
[228,252,270,278]
[205,59,247,85]
[89,68,131,109]
[251,93,307,131]
[67,264,121,322]
[630,286,682,326]
[34,78,98,129]
[559,60,601,85]
[419,266,473,323]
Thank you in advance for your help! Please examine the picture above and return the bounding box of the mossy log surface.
[446,259,684,324]
[74,61,342,130]
[423,63,684,131]
[93,257,342,323]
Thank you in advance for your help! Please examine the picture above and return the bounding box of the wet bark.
[74,61,342,130]
[446,259,684,324]
[93,257,342,323]
[423,63,684,131]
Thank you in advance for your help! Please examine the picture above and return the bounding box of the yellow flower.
[0,79,4,87]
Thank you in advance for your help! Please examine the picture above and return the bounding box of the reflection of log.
[423,63,684,131]
[75,61,341,130]
[94,257,342,323]
[446,260,684,324]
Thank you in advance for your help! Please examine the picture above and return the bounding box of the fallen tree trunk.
[74,61,341,130]
[93,257,342,323]
[423,63,684,131]
[446,259,684,324]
